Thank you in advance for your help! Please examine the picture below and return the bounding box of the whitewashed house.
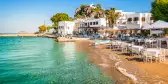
[115,10,136,30]
[58,21,75,36]
[126,13,154,29]
[78,18,107,33]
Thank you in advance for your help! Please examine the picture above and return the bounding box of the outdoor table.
[144,48,160,58]
[137,39,144,42]
[130,45,144,55]
[156,38,168,48]
[136,39,144,45]
[111,41,123,49]
[120,42,131,53]
[112,41,122,45]
[145,39,157,43]
[145,39,157,48]
[131,45,143,54]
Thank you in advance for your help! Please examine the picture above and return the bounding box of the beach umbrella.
[150,20,168,29]
[149,20,168,48]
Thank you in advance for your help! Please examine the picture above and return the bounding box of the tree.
[39,25,47,33]
[47,26,52,32]
[74,4,91,18]
[105,8,120,28]
[151,0,168,22]
[50,13,72,29]
[74,4,105,19]
[164,28,168,36]
[92,4,105,18]
[96,4,102,9]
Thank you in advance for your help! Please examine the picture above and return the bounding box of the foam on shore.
[108,53,137,83]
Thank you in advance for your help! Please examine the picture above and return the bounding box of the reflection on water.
[0,37,114,84]
[62,42,76,62]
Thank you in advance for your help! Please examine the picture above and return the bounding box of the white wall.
[126,13,153,29]
[115,10,136,30]
[79,18,106,28]
[58,21,75,35]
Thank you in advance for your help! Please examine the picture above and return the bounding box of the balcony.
[127,21,132,24]
[134,21,140,24]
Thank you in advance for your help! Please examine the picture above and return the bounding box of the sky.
[0,0,153,33]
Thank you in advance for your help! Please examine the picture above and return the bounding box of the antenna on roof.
[44,21,46,25]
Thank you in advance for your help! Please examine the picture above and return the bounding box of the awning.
[150,20,168,29]
[151,30,164,34]
[142,23,152,30]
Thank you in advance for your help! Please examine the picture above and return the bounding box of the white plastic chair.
[158,48,166,62]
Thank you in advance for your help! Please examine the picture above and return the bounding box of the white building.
[78,18,107,33]
[126,13,153,29]
[58,21,75,36]
[115,10,136,30]
[111,10,154,31]
[79,18,106,28]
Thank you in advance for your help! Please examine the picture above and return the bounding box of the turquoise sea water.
[0,37,114,84]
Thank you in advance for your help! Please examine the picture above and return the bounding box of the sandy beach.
[0,33,38,37]
[75,40,168,84]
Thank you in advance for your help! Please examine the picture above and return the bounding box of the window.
[123,22,126,24]
[90,22,92,25]
[85,23,87,26]
[133,17,139,21]
[142,17,145,22]
[96,21,98,25]
[127,18,132,22]
[93,22,96,25]
[150,17,154,20]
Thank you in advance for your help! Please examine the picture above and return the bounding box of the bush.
[164,28,168,36]
[141,30,150,36]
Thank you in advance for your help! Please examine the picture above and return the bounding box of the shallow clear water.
[0,37,114,84]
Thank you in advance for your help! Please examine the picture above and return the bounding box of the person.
[118,34,121,39]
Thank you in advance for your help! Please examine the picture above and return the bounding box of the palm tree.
[105,8,120,28]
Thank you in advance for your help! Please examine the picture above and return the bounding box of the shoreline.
[75,41,132,83]
[75,40,168,84]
